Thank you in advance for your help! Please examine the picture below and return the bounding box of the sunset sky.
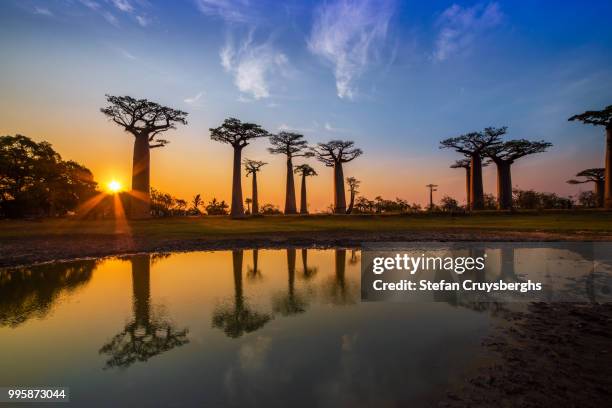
[1,0,611,211]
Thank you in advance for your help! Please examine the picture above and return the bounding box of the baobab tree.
[569,105,612,208]
[440,129,503,210]
[209,118,269,217]
[100,95,187,218]
[484,133,552,210]
[294,164,317,214]
[346,177,360,214]
[243,159,267,215]
[450,157,489,209]
[312,140,363,214]
[268,132,313,214]
[567,168,605,207]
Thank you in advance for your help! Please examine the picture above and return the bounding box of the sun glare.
[107,180,122,193]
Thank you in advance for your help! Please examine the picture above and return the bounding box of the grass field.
[2,211,612,240]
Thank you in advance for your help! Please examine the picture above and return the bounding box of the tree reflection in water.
[272,249,308,316]
[321,249,357,305]
[99,254,189,369]
[0,260,97,328]
[212,250,272,338]
[301,248,318,279]
[247,249,262,281]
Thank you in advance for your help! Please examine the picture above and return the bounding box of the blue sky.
[1,0,611,209]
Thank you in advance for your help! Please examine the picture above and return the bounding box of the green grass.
[1,211,612,240]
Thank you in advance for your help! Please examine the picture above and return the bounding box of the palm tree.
[243,159,267,215]
[209,118,269,217]
[567,168,605,207]
[312,140,363,214]
[440,130,503,210]
[346,177,360,214]
[293,164,317,214]
[100,95,188,218]
[484,130,552,210]
[569,106,612,208]
[191,194,203,214]
[268,132,313,214]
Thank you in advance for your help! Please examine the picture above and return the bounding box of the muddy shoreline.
[1,229,611,267]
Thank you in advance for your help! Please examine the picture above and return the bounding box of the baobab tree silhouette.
[567,168,605,207]
[100,95,187,218]
[268,132,314,215]
[426,184,438,210]
[569,105,612,208]
[440,130,502,210]
[483,129,552,210]
[209,118,269,217]
[312,140,363,214]
[243,159,267,215]
[272,249,308,316]
[346,177,360,214]
[450,157,489,209]
[294,164,317,214]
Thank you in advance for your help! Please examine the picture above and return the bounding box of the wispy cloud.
[195,0,252,23]
[110,0,134,13]
[184,91,205,105]
[308,0,395,100]
[220,32,289,100]
[433,2,503,62]
[33,7,53,16]
[135,14,151,27]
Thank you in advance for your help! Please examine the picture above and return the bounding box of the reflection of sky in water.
[0,245,609,406]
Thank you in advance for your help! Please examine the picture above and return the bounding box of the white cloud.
[308,0,394,100]
[220,32,289,100]
[433,2,503,62]
[184,91,204,105]
[135,15,150,26]
[111,0,133,13]
[195,0,252,23]
[102,11,119,26]
[34,7,53,16]
[79,0,100,11]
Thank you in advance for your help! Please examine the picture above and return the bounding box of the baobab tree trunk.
[131,135,151,219]
[300,174,308,214]
[252,172,259,215]
[346,190,355,214]
[333,163,346,214]
[595,180,604,208]
[470,154,484,210]
[285,157,297,214]
[464,166,471,209]
[231,147,245,217]
[496,161,513,210]
[605,128,612,209]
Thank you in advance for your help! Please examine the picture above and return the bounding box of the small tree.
[209,118,269,217]
[569,105,612,208]
[440,130,502,210]
[484,132,552,210]
[101,95,187,218]
[190,194,202,215]
[577,191,598,208]
[243,159,267,215]
[268,132,313,214]
[312,140,362,214]
[294,164,317,214]
[567,168,605,207]
[440,195,460,212]
[345,177,360,214]
[205,198,229,215]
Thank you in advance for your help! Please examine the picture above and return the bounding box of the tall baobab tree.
[440,129,503,210]
[210,118,269,217]
[346,177,360,214]
[426,184,438,210]
[243,159,267,215]
[268,132,313,214]
[567,168,605,207]
[100,95,187,218]
[312,140,363,214]
[450,157,489,209]
[484,134,552,210]
[294,164,317,214]
[569,106,612,208]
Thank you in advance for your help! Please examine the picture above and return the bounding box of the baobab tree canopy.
[209,117,269,147]
[568,105,612,128]
[439,128,504,156]
[312,140,363,166]
[485,139,552,164]
[100,95,188,147]
[294,163,317,177]
[244,159,267,175]
[268,132,313,157]
[567,168,605,183]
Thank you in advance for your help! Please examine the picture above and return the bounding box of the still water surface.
[0,249,495,407]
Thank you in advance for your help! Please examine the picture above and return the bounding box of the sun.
[107,180,122,193]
